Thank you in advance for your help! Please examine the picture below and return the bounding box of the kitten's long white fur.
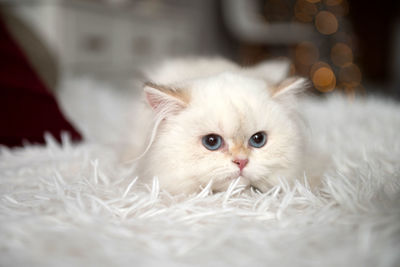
[125,85,188,163]
[125,110,165,163]
[129,57,308,194]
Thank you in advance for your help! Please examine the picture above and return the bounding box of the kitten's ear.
[271,77,308,99]
[144,82,189,113]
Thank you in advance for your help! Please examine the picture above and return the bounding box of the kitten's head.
[140,70,307,194]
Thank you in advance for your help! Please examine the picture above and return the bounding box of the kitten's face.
[142,73,305,194]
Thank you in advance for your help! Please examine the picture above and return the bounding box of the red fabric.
[0,17,82,147]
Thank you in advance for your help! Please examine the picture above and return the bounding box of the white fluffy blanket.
[1,79,400,267]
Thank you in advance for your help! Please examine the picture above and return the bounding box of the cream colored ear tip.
[143,82,189,110]
[273,77,308,97]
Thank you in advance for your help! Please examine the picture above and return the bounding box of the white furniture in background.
[1,0,211,84]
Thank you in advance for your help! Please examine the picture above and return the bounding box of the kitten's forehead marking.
[221,98,251,136]
[229,142,250,158]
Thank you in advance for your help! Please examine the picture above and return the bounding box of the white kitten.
[130,57,308,194]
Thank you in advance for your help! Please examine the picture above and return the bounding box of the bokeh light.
[266,0,359,95]
[324,0,342,6]
[305,0,321,3]
[325,0,349,16]
[310,61,331,76]
[311,61,336,92]
[331,42,353,67]
[294,0,318,23]
[338,63,362,88]
[315,11,338,35]
[295,42,319,65]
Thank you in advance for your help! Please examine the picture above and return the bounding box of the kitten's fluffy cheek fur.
[139,123,229,194]
[249,136,304,190]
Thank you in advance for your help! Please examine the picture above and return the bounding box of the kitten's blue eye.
[249,131,267,148]
[202,134,223,151]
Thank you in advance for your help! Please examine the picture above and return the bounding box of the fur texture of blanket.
[1,79,399,267]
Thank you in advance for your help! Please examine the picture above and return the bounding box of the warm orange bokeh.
[294,0,318,22]
[305,0,321,3]
[331,43,353,67]
[315,11,338,35]
[311,62,336,92]
[338,63,362,88]
[324,0,343,6]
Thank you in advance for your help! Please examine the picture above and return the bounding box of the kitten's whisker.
[124,112,166,164]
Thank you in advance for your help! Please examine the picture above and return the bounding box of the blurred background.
[1,0,399,147]
[1,0,400,96]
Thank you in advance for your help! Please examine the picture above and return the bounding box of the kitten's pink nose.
[232,158,249,171]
